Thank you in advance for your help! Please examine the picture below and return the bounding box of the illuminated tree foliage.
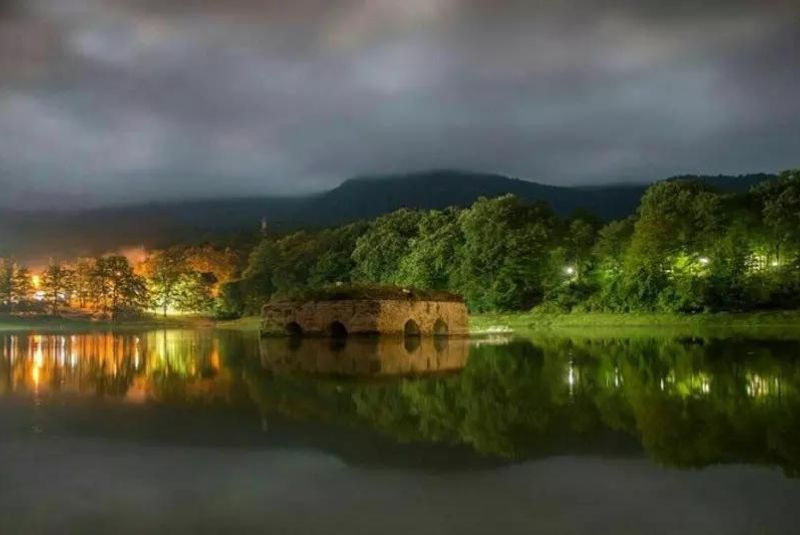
[11,266,33,307]
[0,260,15,310]
[454,195,558,311]
[143,248,189,317]
[174,272,215,313]
[42,261,74,313]
[352,208,424,284]
[90,256,148,319]
[222,169,800,314]
[72,258,95,309]
[8,169,798,318]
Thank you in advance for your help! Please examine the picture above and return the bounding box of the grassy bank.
[7,310,800,336]
[470,310,800,333]
[0,314,216,332]
[214,316,262,332]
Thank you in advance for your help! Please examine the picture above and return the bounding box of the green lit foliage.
[396,208,463,290]
[308,223,367,287]
[352,208,423,284]
[0,259,15,310]
[454,195,558,311]
[231,169,800,315]
[628,180,724,265]
[269,231,327,293]
[174,272,216,313]
[143,247,189,317]
[143,247,225,316]
[241,237,280,310]
[753,169,800,265]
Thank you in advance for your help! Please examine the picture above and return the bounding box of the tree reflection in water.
[1,330,799,475]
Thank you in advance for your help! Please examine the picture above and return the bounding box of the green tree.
[73,258,95,308]
[174,272,215,313]
[627,180,724,268]
[455,195,557,311]
[241,237,279,309]
[42,261,74,314]
[0,260,13,310]
[594,217,635,270]
[352,209,423,284]
[308,223,367,287]
[396,208,463,290]
[11,266,33,307]
[91,256,148,319]
[564,216,600,281]
[752,169,800,266]
[269,231,320,294]
[622,181,726,311]
[144,248,189,317]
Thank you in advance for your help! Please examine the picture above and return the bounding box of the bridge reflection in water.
[3,330,800,474]
[258,335,470,376]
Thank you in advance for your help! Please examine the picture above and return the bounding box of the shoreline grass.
[5,310,800,336]
[469,310,800,334]
[214,316,262,331]
[0,314,216,332]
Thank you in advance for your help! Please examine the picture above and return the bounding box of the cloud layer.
[1,0,798,207]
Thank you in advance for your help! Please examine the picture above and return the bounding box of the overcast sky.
[1,0,798,208]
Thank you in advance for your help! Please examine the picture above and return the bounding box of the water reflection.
[0,331,251,405]
[259,336,469,376]
[1,330,799,476]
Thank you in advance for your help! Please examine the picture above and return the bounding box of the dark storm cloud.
[0,0,798,208]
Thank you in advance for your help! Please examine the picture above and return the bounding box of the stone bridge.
[261,297,469,337]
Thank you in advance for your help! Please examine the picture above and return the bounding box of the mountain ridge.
[0,170,777,263]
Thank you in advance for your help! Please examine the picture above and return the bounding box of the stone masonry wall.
[261,299,468,336]
[375,300,468,335]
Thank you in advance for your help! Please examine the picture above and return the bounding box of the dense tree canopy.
[225,169,800,315]
[4,169,799,318]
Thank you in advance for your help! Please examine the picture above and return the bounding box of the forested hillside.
[0,170,774,263]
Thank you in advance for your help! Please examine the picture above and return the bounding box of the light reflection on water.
[1,329,799,476]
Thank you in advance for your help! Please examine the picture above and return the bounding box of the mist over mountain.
[0,170,776,264]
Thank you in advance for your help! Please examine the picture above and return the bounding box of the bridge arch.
[328,321,348,338]
[404,319,421,337]
[433,319,448,336]
[285,321,303,337]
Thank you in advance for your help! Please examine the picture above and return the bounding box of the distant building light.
[771,260,779,267]
[698,257,710,266]
[564,266,576,276]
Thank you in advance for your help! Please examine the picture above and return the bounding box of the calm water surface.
[1,328,799,534]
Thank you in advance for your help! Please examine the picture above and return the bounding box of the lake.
[1,328,799,534]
